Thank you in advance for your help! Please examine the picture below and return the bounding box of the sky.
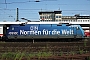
[0,0,90,22]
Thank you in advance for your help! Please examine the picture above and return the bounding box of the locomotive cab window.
[11,26,19,30]
[12,27,14,30]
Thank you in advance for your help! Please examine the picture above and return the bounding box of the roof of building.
[76,16,90,19]
[39,10,62,14]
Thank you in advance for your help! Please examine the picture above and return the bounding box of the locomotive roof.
[0,21,89,24]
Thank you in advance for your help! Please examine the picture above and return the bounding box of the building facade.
[39,11,90,23]
[39,11,62,21]
[62,16,76,22]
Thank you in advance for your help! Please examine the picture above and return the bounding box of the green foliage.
[88,56,90,60]
[24,53,30,60]
[66,52,69,56]
[85,50,88,53]
[29,53,36,58]
[1,51,53,60]
[70,51,75,56]
[19,52,25,60]
[84,40,87,47]
[78,46,80,51]
[14,52,21,60]
[1,52,7,59]
[14,52,30,60]
[85,56,90,60]
[60,51,63,56]
[1,52,16,60]
[78,46,84,54]
[35,51,52,60]
[36,51,52,57]
[79,49,83,55]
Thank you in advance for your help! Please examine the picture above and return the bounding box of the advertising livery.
[6,24,85,39]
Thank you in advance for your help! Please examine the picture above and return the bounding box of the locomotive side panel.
[6,24,85,39]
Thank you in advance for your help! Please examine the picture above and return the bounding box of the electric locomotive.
[5,22,85,41]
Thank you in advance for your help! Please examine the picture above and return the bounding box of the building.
[39,11,62,21]
[62,16,76,22]
[38,11,90,22]
[39,10,77,22]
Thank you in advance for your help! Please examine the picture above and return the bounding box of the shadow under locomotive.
[1,37,85,42]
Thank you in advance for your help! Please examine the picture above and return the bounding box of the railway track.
[0,41,90,52]
[0,46,90,52]
[0,41,90,60]
[0,41,90,47]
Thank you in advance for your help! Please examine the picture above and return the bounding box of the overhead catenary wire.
[0,0,58,4]
[0,8,90,11]
[0,7,13,17]
[0,0,90,6]
[0,0,90,21]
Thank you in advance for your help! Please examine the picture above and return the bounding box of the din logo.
[30,26,38,31]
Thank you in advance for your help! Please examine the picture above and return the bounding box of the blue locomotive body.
[6,24,85,39]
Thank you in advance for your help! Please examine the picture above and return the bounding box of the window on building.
[81,20,82,22]
[42,16,44,19]
[56,16,58,18]
[59,20,61,22]
[49,16,50,19]
[47,16,48,19]
[77,20,79,22]
[42,16,44,20]
[56,20,58,21]
[88,20,89,22]
[59,16,61,18]
[70,20,72,22]
[73,20,75,22]
[85,20,87,22]
[83,20,84,22]
[73,20,74,22]
[40,16,43,19]
[72,20,73,22]
[45,16,46,19]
